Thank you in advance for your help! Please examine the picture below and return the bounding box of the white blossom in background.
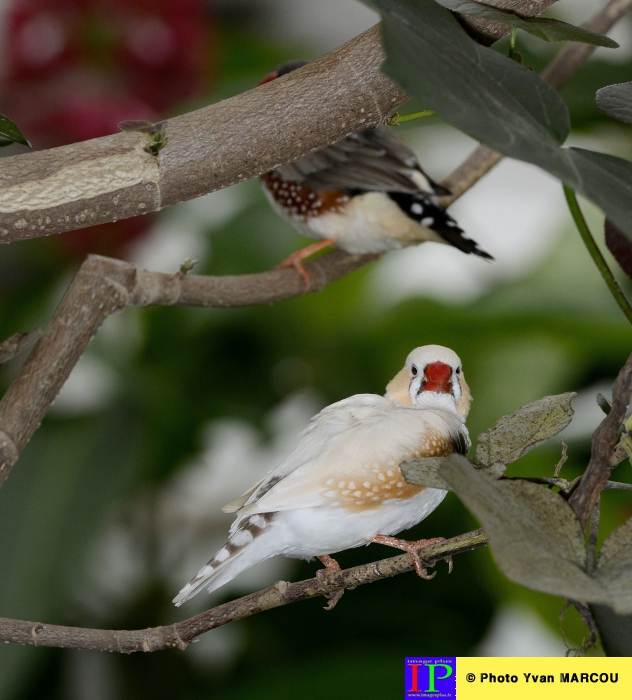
[128,186,245,273]
[477,603,567,656]
[77,392,322,622]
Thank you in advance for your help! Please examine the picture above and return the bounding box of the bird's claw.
[275,238,337,290]
[276,256,312,289]
[370,534,451,580]
[316,554,344,610]
[410,551,436,580]
[323,589,345,611]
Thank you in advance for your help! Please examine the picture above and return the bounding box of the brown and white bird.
[174,345,471,607]
[258,60,492,284]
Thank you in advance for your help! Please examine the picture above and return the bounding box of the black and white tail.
[388,191,493,260]
[173,512,276,606]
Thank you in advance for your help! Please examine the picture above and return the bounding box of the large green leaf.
[474,392,575,467]
[442,455,632,613]
[365,0,632,241]
[596,81,632,124]
[436,0,618,48]
[374,0,570,150]
[0,113,30,148]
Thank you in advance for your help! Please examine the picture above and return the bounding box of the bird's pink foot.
[276,238,336,288]
[370,535,451,579]
[316,554,344,610]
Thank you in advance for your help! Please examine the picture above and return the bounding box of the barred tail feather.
[173,512,276,606]
[387,191,493,260]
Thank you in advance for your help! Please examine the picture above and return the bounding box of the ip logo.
[405,657,456,699]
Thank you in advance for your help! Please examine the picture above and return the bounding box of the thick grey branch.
[0,529,486,653]
[0,257,136,485]
[0,25,404,244]
[0,1,559,245]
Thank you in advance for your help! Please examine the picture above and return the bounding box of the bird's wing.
[237,403,469,516]
[275,126,450,197]
[221,395,387,514]
[222,474,269,513]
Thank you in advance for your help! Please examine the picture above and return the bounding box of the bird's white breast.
[306,192,445,254]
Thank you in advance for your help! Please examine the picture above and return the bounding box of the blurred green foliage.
[0,4,631,700]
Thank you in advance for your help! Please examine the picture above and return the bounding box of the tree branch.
[0,250,376,487]
[440,0,632,206]
[0,529,486,653]
[0,25,403,244]
[0,1,559,245]
[0,2,627,488]
[569,352,632,527]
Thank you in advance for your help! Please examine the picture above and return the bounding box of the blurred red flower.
[0,0,214,258]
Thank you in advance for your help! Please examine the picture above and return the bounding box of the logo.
[405,657,456,699]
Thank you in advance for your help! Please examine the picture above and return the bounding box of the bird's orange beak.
[422,361,452,394]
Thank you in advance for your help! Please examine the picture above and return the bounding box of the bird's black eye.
[456,367,461,374]
[411,365,418,376]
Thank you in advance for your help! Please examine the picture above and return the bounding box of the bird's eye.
[411,365,418,376]
[456,367,461,374]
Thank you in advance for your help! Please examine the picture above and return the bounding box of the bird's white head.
[385,344,471,420]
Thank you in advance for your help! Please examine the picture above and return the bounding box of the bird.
[173,344,471,608]
[258,60,492,285]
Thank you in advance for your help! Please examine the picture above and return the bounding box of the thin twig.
[559,600,599,656]
[540,0,632,90]
[507,476,632,492]
[569,352,632,527]
[554,440,568,477]
[563,185,632,325]
[388,109,436,125]
[0,530,487,653]
[0,329,41,366]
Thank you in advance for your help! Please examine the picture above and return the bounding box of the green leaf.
[403,392,575,490]
[0,113,31,148]
[596,81,632,124]
[435,0,618,48]
[401,455,504,490]
[474,392,576,467]
[440,454,598,598]
[441,455,632,613]
[568,148,632,243]
[373,0,570,153]
[596,516,632,615]
[364,0,632,241]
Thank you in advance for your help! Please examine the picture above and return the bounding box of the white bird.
[174,345,471,607]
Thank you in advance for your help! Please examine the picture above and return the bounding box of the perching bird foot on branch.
[316,554,344,610]
[369,534,452,579]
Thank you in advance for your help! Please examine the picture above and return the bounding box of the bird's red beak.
[258,70,279,86]
[423,361,452,394]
